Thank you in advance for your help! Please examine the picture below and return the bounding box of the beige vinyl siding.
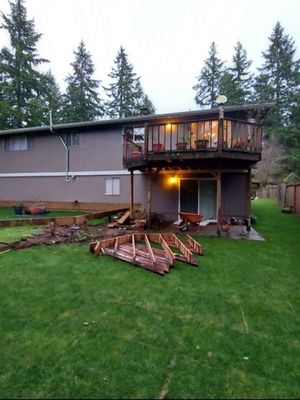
[151,174,179,220]
[0,127,124,173]
[0,174,147,206]
[222,172,248,217]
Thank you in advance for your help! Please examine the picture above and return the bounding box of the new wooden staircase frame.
[90,233,204,275]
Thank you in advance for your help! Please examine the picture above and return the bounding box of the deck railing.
[123,119,262,160]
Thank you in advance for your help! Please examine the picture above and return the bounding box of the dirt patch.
[1,223,124,251]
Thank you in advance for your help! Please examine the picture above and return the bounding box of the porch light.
[169,175,178,185]
[166,123,172,130]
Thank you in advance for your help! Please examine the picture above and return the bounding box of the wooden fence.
[285,183,300,214]
[256,183,300,215]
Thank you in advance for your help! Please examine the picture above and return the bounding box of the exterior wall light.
[169,175,177,185]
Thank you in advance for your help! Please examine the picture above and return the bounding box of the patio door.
[199,180,217,220]
[179,179,216,220]
[180,179,198,213]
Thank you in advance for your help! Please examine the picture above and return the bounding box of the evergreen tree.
[139,93,156,114]
[193,42,224,108]
[0,0,48,128]
[104,46,148,117]
[220,41,254,105]
[219,71,238,105]
[62,40,103,123]
[276,101,300,176]
[255,22,300,126]
[41,71,63,124]
[27,70,63,126]
[254,22,300,174]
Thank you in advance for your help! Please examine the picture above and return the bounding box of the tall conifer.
[0,0,47,128]
[62,40,103,123]
[255,22,299,126]
[104,47,154,117]
[220,41,253,105]
[193,42,224,108]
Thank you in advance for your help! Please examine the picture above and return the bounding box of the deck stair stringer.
[90,233,203,274]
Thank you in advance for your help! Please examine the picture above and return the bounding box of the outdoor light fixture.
[169,175,177,185]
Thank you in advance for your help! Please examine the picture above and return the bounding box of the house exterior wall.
[222,172,248,218]
[0,174,147,210]
[0,126,149,210]
[0,127,124,173]
[148,171,248,221]
[151,174,179,220]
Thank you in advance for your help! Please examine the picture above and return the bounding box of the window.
[5,136,29,151]
[124,127,145,145]
[63,132,80,146]
[105,177,120,195]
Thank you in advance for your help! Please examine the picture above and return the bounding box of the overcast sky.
[0,0,299,113]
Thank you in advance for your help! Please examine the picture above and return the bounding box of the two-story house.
[0,103,271,224]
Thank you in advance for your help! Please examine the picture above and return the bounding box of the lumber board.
[117,210,131,225]
[132,234,136,261]
[144,234,156,266]
[185,234,204,255]
[159,234,175,266]
[105,247,166,275]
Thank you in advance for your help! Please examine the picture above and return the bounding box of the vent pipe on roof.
[49,110,70,182]
[49,110,53,132]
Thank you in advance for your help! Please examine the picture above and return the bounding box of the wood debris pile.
[107,210,147,230]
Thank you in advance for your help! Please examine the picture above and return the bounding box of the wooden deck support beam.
[216,170,222,233]
[130,170,134,218]
[146,173,152,225]
[247,167,252,219]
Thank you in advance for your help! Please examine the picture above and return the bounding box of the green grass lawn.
[0,199,299,399]
[0,207,88,220]
[0,225,42,242]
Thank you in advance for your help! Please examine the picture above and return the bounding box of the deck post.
[130,170,134,218]
[247,167,252,219]
[218,106,224,153]
[146,172,152,225]
[216,170,222,234]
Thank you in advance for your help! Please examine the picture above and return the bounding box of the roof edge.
[0,103,274,136]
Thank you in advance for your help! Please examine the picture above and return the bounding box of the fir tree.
[254,22,300,174]
[255,22,300,126]
[41,71,63,125]
[27,70,63,126]
[193,42,224,108]
[0,0,48,128]
[104,46,146,118]
[220,41,254,105]
[62,40,103,123]
[139,93,156,114]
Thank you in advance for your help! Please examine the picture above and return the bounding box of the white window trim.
[105,177,120,195]
[7,136,28,151]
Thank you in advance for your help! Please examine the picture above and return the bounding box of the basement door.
[179,179,217,220]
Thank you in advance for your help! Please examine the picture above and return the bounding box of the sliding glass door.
[180,179,216,220]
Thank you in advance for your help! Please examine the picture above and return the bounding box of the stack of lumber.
[107,210,147,230]
[90,233,204,276]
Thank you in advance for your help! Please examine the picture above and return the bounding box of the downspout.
[49,111,70,182]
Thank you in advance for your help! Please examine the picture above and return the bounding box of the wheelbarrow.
[179,212,203,231]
